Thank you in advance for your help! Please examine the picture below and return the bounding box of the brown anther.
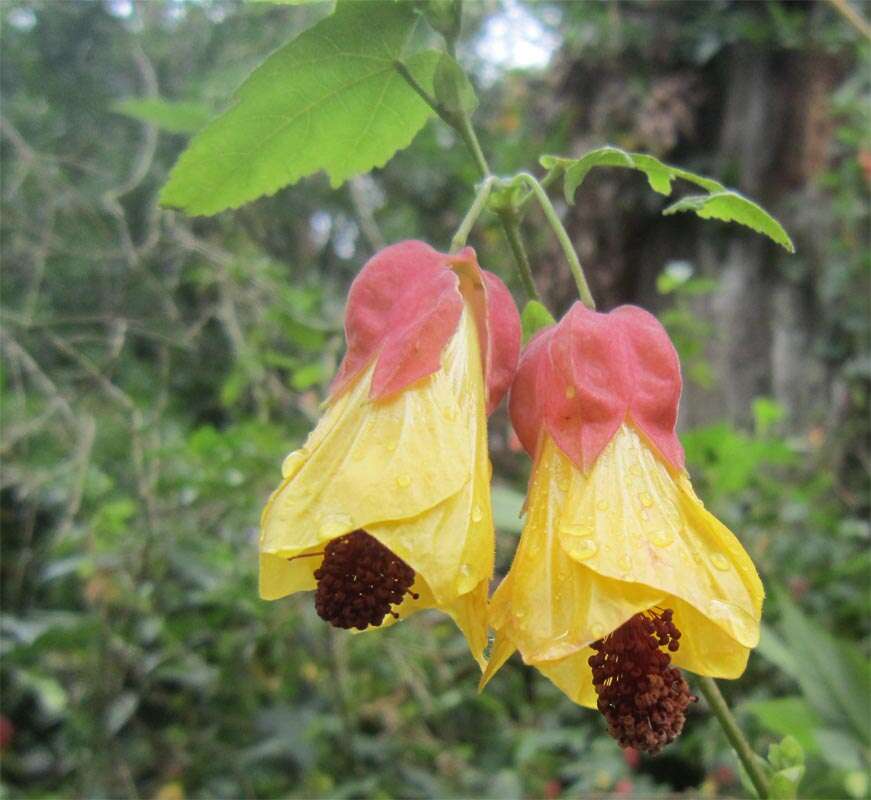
[588,608,697,755]
[312,530,417,630]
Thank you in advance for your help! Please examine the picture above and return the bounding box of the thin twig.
[826,0,871,40]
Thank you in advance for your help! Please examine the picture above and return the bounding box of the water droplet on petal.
[565,385,576,400]
[319,512,353,539]
[460,563,473,578]
[711,552,730,571]
[557,477,570,492]
[396,474,411,489]
[281,448,308,478]
[638,492,653,508]
[618,554,632,572]
[591,623,607,640]
[443,406,457,422]
[596,500,608,512]
[472,505,484,522]
[386,441,397,452]
[650,529,674,548]
[563,536,598,561]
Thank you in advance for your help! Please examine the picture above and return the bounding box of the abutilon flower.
[259,241,520,668]
[482,302,763,753]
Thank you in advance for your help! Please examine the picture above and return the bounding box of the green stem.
[520,173,596,309]
[450,176,495,252]
[698,677,770,799]
[393,60,541,301]
[517,164,563,208]
[497,207,539,301]
[455,112,491,178]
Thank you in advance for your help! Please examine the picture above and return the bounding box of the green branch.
[698,677,770,799]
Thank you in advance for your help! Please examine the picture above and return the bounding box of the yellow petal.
[535,649,598,709]
[259,545,322,600]
[259,309,494,667]
[479,630,517,691]
[554,425,763,661]
[260,310,486,592]
[484,426,763,697]
[444,579,490,670]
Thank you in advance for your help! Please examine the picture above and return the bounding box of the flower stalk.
[451,176,496,253]
[698,676,770,799]
[520,173,596,310]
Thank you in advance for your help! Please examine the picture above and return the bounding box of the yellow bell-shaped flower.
[260,241,520,668]
[482,302,763,753]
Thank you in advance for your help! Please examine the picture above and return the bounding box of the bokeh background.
[1,1,869,798]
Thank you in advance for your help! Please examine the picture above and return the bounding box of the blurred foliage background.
[1,1,869,798]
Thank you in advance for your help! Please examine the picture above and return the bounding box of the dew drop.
[563,536,598,561]
[565,385,576,400]
[442,406,457,422]
[385,441,397,452]
[596,500,609,512]
[556,477,570,492]
[319,511,353,538]
[638,491,654,508]
[618,554,632,572]
[711,552,730,571]
[472,505,484,522]
[650,529,674,548]
[459,563,473,578]
[281,448,308,478]
[591,623,607,640]
[396,474,411,489]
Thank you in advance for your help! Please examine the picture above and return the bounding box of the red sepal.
[509,302,684,470]
[330,241,520,414]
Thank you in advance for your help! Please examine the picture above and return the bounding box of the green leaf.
[433,53,477,115]
[541,145,794,252]
[160,1,440,215]
[113,98,213,134]
[764,590,871,746]
[541,145,724,203]
[663,191,795,252]
[767,736,806,800]
[744,697,820,753]
[520,300,555,344]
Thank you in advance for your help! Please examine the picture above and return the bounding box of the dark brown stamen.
[589,608,697,755]
[313,530,418,631]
